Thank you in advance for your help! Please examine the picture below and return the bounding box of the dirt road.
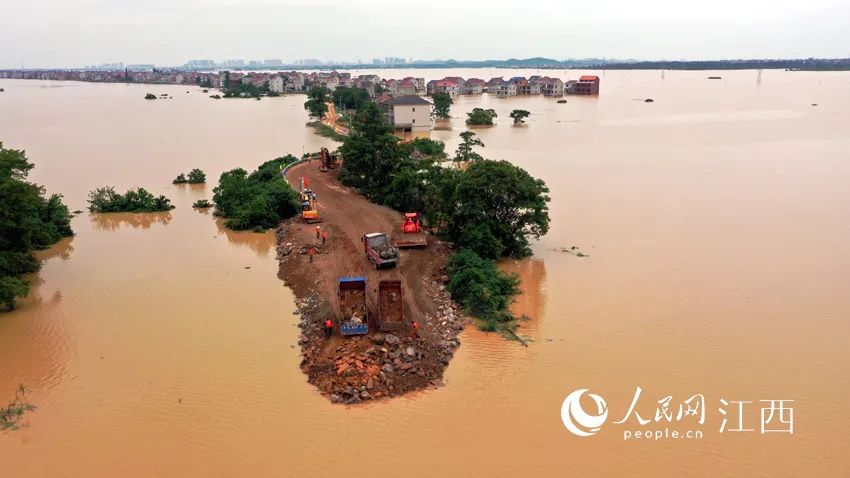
[276,160,465,403]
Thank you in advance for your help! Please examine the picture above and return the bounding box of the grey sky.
[3,0,849,68]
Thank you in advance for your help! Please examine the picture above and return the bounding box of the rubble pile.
[276,220,469,404]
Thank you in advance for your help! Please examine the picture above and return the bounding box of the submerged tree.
[0,143,73,310]
[466,108,497,126]
[509,109,531,124]
[432,93,453,119]
[1,384,36,431]
[304,86,330,119]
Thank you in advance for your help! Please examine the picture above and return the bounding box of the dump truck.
[375,279,405,332]
[392,212,427,249]
[299,177,321,223]
[338,276,368,335]
[362,232,399,269]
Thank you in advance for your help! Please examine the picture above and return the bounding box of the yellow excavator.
[299,177,321,223]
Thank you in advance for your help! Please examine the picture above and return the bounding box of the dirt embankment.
[276,161,466,404]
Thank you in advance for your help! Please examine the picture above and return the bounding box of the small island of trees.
[1,142,74,310]
[466,108,498,126]
[87,187,175,213]
[173,168,207,184]
[510,109,531,124]
[144,93,157,100]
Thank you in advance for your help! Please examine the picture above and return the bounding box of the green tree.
[338,102,403,197]
[509,109,531,124]
[304,86,330,119]
[466,108,498,126]
[449,160,550,258]
[172,173,187,184]
[212,155,301,231]
[87,187,174,213]
[332,87,370,111]
[432,92,452,118]
[447,250,519,317]
[187,168,206,184]
[0,143,73,311]
[454,131,485,164]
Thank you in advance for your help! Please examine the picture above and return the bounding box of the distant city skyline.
[3,0,849,69]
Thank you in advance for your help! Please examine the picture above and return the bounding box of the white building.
[383,95,432,133]
[269,76,284,93]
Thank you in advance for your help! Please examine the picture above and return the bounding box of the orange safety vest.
[325,320,333,328]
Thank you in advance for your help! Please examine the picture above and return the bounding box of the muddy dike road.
[276,160,466,404]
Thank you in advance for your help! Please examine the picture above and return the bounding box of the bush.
[172,173,187,184]
[144,93,157,100]
[192,199,212,208]
[212,155,301,231]
[447,250,519,322]
[1,142,73,310]
[87,186,174,213]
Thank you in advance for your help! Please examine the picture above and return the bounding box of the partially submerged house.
[381,95,432,133]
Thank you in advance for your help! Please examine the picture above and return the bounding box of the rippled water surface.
[1,70,849,476]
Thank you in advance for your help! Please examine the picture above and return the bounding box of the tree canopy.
[509,109,531,124]
[0,143,73,310]
[304,87,330,119]
[432,93,452,118]
[332,87,370,111]
[212,155,301,231]
[87,187,174,213]
[454,131,485,164]
[466,108,498,126]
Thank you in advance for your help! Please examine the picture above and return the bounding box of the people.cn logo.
[561,389,608,436]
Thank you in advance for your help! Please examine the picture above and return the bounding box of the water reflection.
[89,212,173,231]
[33,236,75,262]
[214,218,275,257]
[499,257,547,335]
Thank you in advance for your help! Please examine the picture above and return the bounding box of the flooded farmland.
[1,69,849,476]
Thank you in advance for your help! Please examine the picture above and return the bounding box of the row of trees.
[87,187,175,213]
[0,143,74,310]
[173,168,206,184]
[336,103,550,334]
[433,100,530,125]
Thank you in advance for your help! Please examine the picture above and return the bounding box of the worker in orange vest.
[315,225,321,240]
[308,247,315,263]
[412,321,420,338]
[324,319,333,338]
[321,230,328,245]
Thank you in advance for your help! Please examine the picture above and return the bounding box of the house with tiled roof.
[463,78,485,94]
[380,95,432,133]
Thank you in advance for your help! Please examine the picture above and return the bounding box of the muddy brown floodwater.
[1,70,850,476]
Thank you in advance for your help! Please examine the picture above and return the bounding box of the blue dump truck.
[338,276,368,335]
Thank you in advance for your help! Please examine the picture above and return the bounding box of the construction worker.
[308,247,315,263]
[321,230,328,245]
[411,321,420,338]
[315,225,321,240]
[324,319,333,338]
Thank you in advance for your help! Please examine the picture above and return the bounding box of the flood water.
[1,70,849,476]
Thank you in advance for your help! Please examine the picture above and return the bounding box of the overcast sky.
[3,0,849,68]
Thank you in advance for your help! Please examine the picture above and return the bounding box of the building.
[269,76,284,93]
[463,78,485,94]
[495,80,517,97]
[540,77,565,96]
[512,77,530,95]
[382,95,432,133]
[569,75,600,95]
[486,77,503,93]
[397,79,417,96]
[433,79,460,96]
